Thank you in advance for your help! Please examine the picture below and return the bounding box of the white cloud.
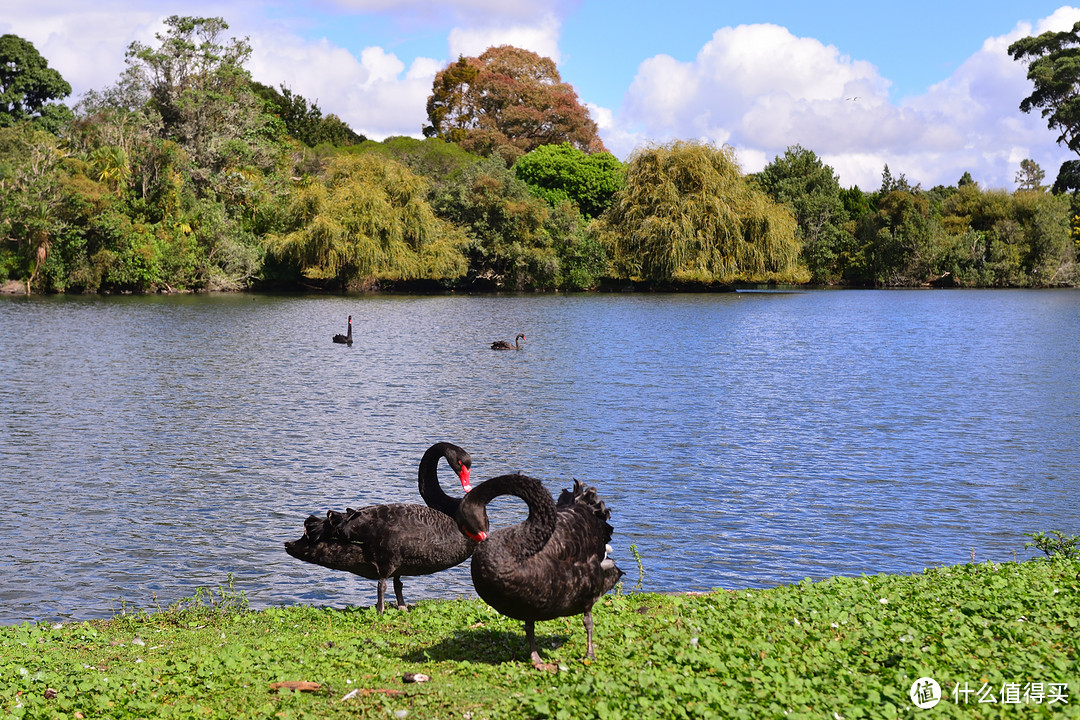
[588,102,644,158]
[8,3,1079,190]
[608,13,1080,190]
[447,13,562,62]
[241,6,566,141]
[1,6,162,100]
[249,32,440,140]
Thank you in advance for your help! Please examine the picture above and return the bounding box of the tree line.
[1,16,1077,294]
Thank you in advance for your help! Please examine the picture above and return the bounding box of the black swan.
[456,473,623,664]
[284,442,475,613]
[333,316,353,345]
[491,333,524,350]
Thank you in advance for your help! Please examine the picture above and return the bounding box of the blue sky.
[4,1,1076,190]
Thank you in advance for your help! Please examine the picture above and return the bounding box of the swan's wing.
[338,504,463,553]
[337,503,471,576]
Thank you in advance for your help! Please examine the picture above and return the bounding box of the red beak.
[465,529,487,542]
[459,466,472,493]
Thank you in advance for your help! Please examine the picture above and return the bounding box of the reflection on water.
[2,289,1079,624]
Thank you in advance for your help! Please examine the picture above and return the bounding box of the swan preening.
[457,473,623,664]
[491,333,524,350]
[285,444,623,666]
[284,442,474,613]
[333,315,353,345]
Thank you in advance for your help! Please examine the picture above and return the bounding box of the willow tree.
[594,140,807,285]
[268,154,469,287]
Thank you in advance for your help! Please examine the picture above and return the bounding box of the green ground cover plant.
[2,558,1078,719]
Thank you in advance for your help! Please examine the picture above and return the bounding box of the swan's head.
[457,502,489,542]
[447,447,473,493]
[461,527,487,542]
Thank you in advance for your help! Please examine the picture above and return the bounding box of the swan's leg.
[525,620,543,665]
[583,610,596,659]
[375,578,386,614]
[393,576,406,610]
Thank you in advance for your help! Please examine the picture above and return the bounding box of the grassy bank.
[2,559,1078,719]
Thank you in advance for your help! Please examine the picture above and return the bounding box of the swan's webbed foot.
[524,620,545,666]
[523,624,557,670]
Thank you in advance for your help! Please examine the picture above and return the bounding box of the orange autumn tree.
[423,45,605,164]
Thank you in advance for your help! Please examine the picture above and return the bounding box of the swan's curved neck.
[418,443,458,516]
[466,473,556,558]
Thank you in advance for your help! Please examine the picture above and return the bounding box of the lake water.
[1,289,1078,625]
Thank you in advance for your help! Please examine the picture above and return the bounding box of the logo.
[911,677,941,709]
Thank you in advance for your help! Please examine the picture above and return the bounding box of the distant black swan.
[457,473,623,664]
[491,333,524,350]
[284,442,475,613]
[333,316,353,345]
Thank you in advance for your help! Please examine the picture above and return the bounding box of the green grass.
[2,559,1079,719]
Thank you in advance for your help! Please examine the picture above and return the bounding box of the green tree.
[1015,158,1046,191]
[253,82,365,147]
[1053,159,1080,194]
[1009,21,1080,155]
[422,57,477,146]
[755,145,851,284]
[594,140,806,286]
[358,136,603,290]
[938,183,1076,286]
[513,142,625,219]
[123,16,280,186]
[353,136,483,194]
[424,46,605,164]
[0,34,73,134]
[0,124,66,292]
[268,154,468,288]
[1013,190,1075,284]
[878,163,915,194]
[854,188,939,286]
[429,156,560,290]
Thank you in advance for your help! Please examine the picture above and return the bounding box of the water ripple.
[1,290,1079,624]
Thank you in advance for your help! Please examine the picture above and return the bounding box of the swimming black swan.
[284,442,475,613]
[457,473,623,665]
[333,316,353,345]
[491,333,524,350]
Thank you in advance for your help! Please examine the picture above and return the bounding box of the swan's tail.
[299,509,353,543]
[558,479,623,593]
[558,478,615,543]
